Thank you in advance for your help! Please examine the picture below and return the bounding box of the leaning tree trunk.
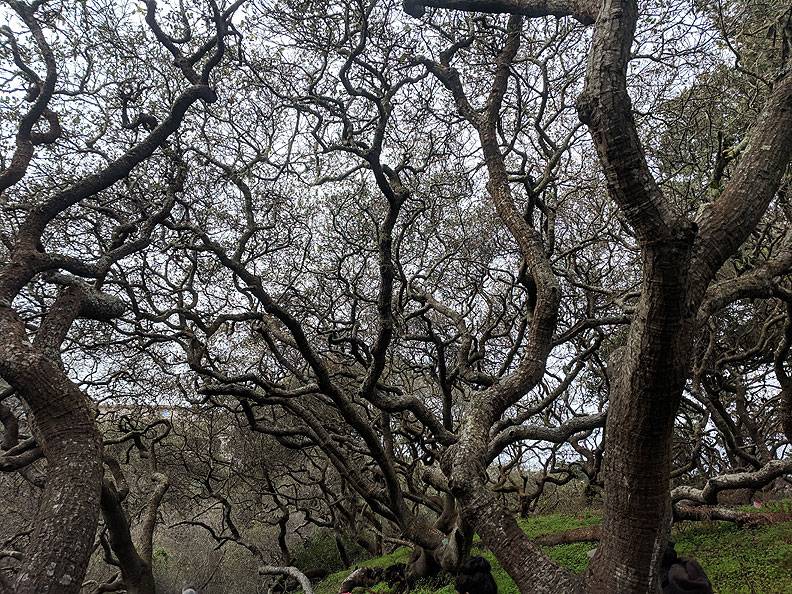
[17,413,101,594]
[101,485,157,594]
[447,403,583,593]
[100,469,169,594]
[460,486,582,592]
[0,338,104,594]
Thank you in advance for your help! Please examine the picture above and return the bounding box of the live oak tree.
[1,1,791,593]
[0,1,240,592]
[400,0,792,592]
[120,0,791,592]
[124,0,613,582]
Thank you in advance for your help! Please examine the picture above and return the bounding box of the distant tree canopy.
[0,1,790,593]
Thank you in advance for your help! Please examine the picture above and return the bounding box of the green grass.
[516,510,602,538]
[674,521,792,593]
[314,547,413,594]
[312,507,792,594]
[516,510,603,574]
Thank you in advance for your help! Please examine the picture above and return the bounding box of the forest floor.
[313,503,792,594]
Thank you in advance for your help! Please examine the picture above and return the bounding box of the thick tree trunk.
[408,0,792,591]
[6,364,103,594]
[462,488,582,593]
[0,299,106,594]
[584,240,695,594]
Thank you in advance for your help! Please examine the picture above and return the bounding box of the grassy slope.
[315,508,792,594]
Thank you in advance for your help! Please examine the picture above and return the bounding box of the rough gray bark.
[417,13,582,591]
[0,303,104,594]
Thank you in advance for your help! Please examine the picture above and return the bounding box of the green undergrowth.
[673,520,792,593]
[312,507,792,594]
[293,530,371,575]
[314,547,413,594]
